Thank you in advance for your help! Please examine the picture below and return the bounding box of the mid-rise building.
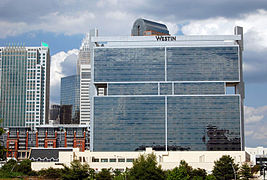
[0,43,50,128]
[246,146,267,165]
[4,125,89,159]
[90,20,245,152]
[60,75,80,124]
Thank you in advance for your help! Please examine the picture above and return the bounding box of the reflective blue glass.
[94,48,165,82]
[108,83,158,95]
[167,47,239,81]
[174,82,225,95]
[160,83,172,95]
[167,96,241,151]
[93,96,165,151]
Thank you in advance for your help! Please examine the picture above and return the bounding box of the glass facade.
[0,45,50,128]
[167,47,239,81]
[93,97,165,151]
[92,43,243,152]
[167,96,241,151]
[60,75,80,124]
[108,83,158,95]
[174,82,225,95]
[0,48,27,127]
[94,48,165,82]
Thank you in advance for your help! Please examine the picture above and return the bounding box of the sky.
[0,0,267,148]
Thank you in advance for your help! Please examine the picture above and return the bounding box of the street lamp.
[229,162,237,180]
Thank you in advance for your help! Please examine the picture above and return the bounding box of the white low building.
[245,146,267,165]
[31,148,249,174]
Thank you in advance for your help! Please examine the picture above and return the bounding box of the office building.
[60,75,80,124]
[78,29,98,126]
[90,20,245,152]
[0,43,50,128]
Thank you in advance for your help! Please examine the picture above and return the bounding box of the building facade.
[49,104,60,123]
[31,147,249,173]
[78,29,98,126]
[90,27,245,152]
[60,75,80,124]
[0,43,50,128]
[4,125,89,159]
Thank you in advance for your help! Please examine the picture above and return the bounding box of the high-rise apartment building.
[0,43,50,128]
[60,75,80,124]
[78,29,98,126]
[90,20,244,152]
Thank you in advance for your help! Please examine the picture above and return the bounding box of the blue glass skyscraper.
[60,75,80,124]
[90,24,245,152]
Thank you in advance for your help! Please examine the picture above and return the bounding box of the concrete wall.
[32,148,249,173]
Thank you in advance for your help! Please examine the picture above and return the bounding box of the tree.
[15,159,32,175]
[61,160,90,180]
[239,163,253,180]
[167,166,190,180]
[38,167,62,179]
[191,168,207,179]
[212,155,239,180]
[167,160,207,180]
[128,153,165,180]
[96,168,113,180]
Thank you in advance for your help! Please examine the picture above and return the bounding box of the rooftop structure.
[131,18,170,36]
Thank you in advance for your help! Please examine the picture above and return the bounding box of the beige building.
[31,148,249,173]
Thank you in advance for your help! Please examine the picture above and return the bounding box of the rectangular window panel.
[93,96,165,151]
[108,83,158,95]
[174,82,225,95]
[167,96,241,151]
[94,48,165,82]
[160,83,172,95]
[167,46,239,81]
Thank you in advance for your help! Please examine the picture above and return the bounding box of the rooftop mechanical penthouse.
[90,26,245,152]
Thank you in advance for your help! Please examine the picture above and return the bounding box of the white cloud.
[0,21,28,38]
[181,9,267,51]
[50,49,79,103]
[160,21,178,35]
[245,105,267,124]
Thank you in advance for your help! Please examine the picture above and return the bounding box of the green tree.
[212,155,239,180]
[38,167,62,179]
[128,153,165,180]
[0,159,24,178]
[15,159,32,175]
[61,160,90,180]
[239,163,253,180]
[167,166,190,180]
[96,168,113,180]
[192,168,207,179]
[205,174,216,180]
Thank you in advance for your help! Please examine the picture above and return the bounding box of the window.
[101,158,108,162]
[109,158,116,162]
[118,158,125,162]
[126,158,134,162]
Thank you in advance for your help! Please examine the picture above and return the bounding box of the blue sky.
[1,0,267,147]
